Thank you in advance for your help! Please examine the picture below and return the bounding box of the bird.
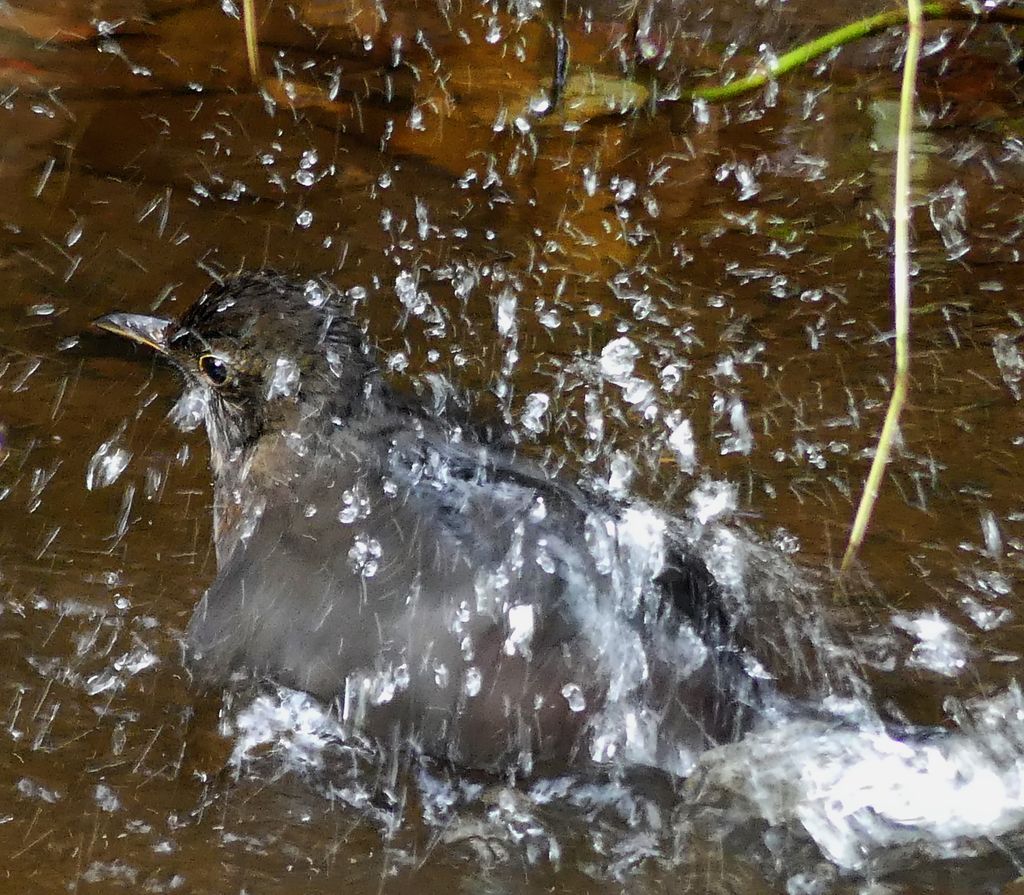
[94,270,774,776]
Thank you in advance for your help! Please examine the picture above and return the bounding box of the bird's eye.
[199,354,230,386]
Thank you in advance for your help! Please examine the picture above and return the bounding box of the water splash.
[694,686,1024,872]
[85,437,131,490]
[928,183,969,260]
[892,611,971,678]
[994,334,1024,401]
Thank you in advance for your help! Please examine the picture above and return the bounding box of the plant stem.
[840,0,922,574]
[679,0,1024,104]
[242,0,262,85]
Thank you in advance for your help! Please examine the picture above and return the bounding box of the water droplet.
[395,270,428,315]
[560,683,586,712]
[893,611,971,677]
[503,604,534,657]
[520,393,549,434]
[338,485,371,524]
[304,280,328,307]
[600,336,640,382]
[347,534,382,577]
[65,221,84,247]
[266,357,300,399]
[387,352,409,372]
[666,413,697,473]
[169,387,206,432]
[85,442,131,490]
[993,334,1023,401]
[607,451,634,497]
[538,307,560,329]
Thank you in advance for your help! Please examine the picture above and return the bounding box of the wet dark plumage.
[95,271,773,774]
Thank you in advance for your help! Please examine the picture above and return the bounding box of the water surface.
[2,0,1024,891]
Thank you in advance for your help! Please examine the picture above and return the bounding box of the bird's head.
[95,271,375,473]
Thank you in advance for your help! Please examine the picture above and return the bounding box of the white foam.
[893,611,971,677]
[230,689,343,769]
[696,686,1024,870]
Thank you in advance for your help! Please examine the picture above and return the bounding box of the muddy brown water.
[1,0,1023,892]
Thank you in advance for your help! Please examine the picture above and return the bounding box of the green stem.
[840,0,922,574]
[839,0,921,573]
[678,1,1024,104]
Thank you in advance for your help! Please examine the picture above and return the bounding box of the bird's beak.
[93,313,173,354]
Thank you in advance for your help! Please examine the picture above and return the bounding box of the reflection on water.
[1,0,1024,891]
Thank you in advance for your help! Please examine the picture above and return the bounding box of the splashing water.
[169,386,207,431]
[85,438,131,490]
[892,612,972,678]
[694,685,1024,872]
[928,183,969,261]
[994,334,1024,401]
[599,336,640,383]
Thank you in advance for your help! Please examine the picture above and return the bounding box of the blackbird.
[95,271,771,775]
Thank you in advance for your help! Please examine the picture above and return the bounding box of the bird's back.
[187,402,770,772]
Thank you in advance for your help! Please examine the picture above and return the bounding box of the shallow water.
[2,0,1024,891]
